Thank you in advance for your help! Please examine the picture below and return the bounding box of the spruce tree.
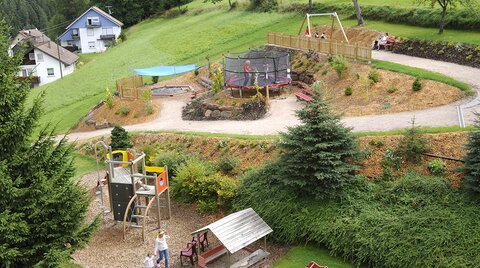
[110,125,133,150]
[0,20,98,267]
[275,82,361,198]
[464,113,480,192]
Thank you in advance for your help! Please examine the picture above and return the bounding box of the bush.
[110,126,133,150]
[212,67,224,94]
[368,69,381,83]
[145,103,154,115]
[329,55,349,78]
[152,76,159,84]
[387,85,398,93]
[397,119,429,163]
[344,86,353,96]
[194,69,199,76]
[463,114,480,192]
[141,89,152,103]
[369,138,384,148]
[427,159,447,176]
[218,156,239,174]
[249,0,278,12]
[118,32,126,42]
[412,77,423,91]
[153,150,192,177]
[104,87,114,109]
[118,107,130,116]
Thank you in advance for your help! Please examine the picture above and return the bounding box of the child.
[154,231,170,268]
[144,253,154,268]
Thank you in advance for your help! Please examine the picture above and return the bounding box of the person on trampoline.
[243,60,252,87]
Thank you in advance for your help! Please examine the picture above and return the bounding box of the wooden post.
[165,165,171,219]
[298,15,307,35]
[155,173,161,229]
[330,15,335,40]
[266,85,269,106]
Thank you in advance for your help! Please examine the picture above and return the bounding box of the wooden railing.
[116,76,144,100]
[267,32,372,61]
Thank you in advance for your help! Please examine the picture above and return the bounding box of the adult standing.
[243,60,252,87]
[154,231,170,268]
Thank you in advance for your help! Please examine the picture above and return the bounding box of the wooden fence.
[267,32,372,61]
[116,76,144,99]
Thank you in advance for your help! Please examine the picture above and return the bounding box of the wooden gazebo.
[191,208,273,268]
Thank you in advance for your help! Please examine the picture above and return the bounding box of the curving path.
[66,52,480,141]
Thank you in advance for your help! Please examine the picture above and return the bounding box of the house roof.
[65,6,124,30]
[191,208,273,254]
[35,41,79,65]
[11,29,50,48]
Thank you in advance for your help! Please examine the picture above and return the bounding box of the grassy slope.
[33,0,480,134]
[273,246,355,268]
[73,152,98,178]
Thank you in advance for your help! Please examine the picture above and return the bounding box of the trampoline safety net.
[225,50,291,89]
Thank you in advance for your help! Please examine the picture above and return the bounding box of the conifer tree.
[110,125,133,150]
[0,20,98,267]
[275,82,361,198]
[463,113,480,192]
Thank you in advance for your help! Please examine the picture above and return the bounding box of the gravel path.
[66,52,480,141]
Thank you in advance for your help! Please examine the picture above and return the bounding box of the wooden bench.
[198,245,227,268]
[231,249,270,268]
[295,92,314,102]
[306,261,328,268]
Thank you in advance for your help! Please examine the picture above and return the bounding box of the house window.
[87,17,100,26]
[28,53,35,60]
[47,68,55,76]
[87,28,94,36]
[72,28,79,36]
[102,27,113,35]
[67,40,73,46]
[36,53,44,62]
[88,41,96,49]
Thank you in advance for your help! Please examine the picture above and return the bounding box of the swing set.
[298,12,349,43]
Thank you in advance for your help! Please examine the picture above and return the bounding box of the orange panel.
[156,172,168,194]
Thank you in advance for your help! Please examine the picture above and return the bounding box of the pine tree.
[463,113,480,192]
[0,20,98,266]
[110,125,133,150]
[275,82,361,199]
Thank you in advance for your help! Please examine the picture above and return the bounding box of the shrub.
[382,149,402,170]
[153,150,192,177]
[104,87,114,109]
[152,76,159,84]
[412,77,422,91]
[110,125,132,150]
[145,103,154,115]
[218,156,239,175]
[212,67,224,94]
[329,55,349,78]
[369,138,384,148]
[118,107,130,116]
[249,0,278,12]
[368,69,381,83]
[463,113,480,192]
[344,86,353,96]
[141,89,152,103]
[387,85,398,93]
[321,70,328,76]
[427,159,447,176]
[118,32,126,42]
[194,69,199,76]
[397,119,429,163]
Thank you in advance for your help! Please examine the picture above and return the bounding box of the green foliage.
[368,69,381,83]
[110,125,133,150]
[329,55,349,78]
[142,89,152,103]
[152,76,159,84]
[104,87,114,109]
[344,86,353,96]
[249,0,278,12]
[427,159,447,176]
[145,103,154,115]
[218,156,239,174]
[321,70,328,76]
[0,20,98,267]
[194,69,199,76]
[412,77,423,91]
[172,158,237,213]
[272,89,361,199]
[387,85,398,93]
[273,246,355,268]
[118,106,130,116]
[212,67,224,94]
[369,138,384,147]
[382,149,402,170]
[397,119,429,163]
[463,113,480,192]
[153,150,192,177]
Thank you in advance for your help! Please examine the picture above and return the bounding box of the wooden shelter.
[191,208,273,268]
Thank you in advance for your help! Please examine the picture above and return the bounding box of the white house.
[58,6,123,54]
[10,29,79,87]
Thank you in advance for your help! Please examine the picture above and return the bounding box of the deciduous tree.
[352,0,365,26]
[416,0,470,34]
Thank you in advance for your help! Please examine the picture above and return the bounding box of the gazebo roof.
[191,208,272,254]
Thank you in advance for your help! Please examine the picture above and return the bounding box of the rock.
[219,105,234,111]
[205,102,220,111]
[204,110,212,118]
[220,111,232,119]
[211,110,221,119]
[86,119,96,126]
[95,121,109,129]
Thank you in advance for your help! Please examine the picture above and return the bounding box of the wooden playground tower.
[95,141,171,241]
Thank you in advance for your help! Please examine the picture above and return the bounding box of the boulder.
[204,110,212,118]
[219,105,234,111]
[95,120,110,129]
[86,119,96,126]
[211,110,221,119]
[220,111,232,119]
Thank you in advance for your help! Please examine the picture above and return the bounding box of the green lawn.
[31,0,480,134]
[73,152,98,178]
[273,246,355,268]
[371,59,473,95]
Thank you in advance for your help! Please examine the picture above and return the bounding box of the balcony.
[100,34,115,40]
[72,33,80,40]
[17,76,40,84]
[85,21,101,28]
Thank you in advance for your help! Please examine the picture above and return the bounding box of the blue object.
[134,64,197,76]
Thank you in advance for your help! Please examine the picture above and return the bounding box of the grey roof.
[65,6,124,30]
[191,208,272,254]
[11,29,50,48]
[35,41,79,66]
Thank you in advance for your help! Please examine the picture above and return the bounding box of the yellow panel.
[145,166,165,173]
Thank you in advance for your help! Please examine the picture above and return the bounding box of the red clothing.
[243,64,251,73]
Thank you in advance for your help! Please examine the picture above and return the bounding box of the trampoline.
[225,50,291,90]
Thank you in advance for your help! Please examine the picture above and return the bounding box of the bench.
[198,245,227,268]
[306,261,328,268]
[295,92,314,102]
[302,88,314,96]
[231,249,270,268]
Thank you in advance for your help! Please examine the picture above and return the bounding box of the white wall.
[19,48,76,86]
[78,26,121,54]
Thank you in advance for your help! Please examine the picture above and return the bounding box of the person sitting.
[372,40,379,50]
[378,33,388,50]
[320,32,327,39]
[314,32,319,38]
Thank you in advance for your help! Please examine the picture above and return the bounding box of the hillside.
[31,0,480,134]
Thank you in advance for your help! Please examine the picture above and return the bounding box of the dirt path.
[66,52,480,141]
